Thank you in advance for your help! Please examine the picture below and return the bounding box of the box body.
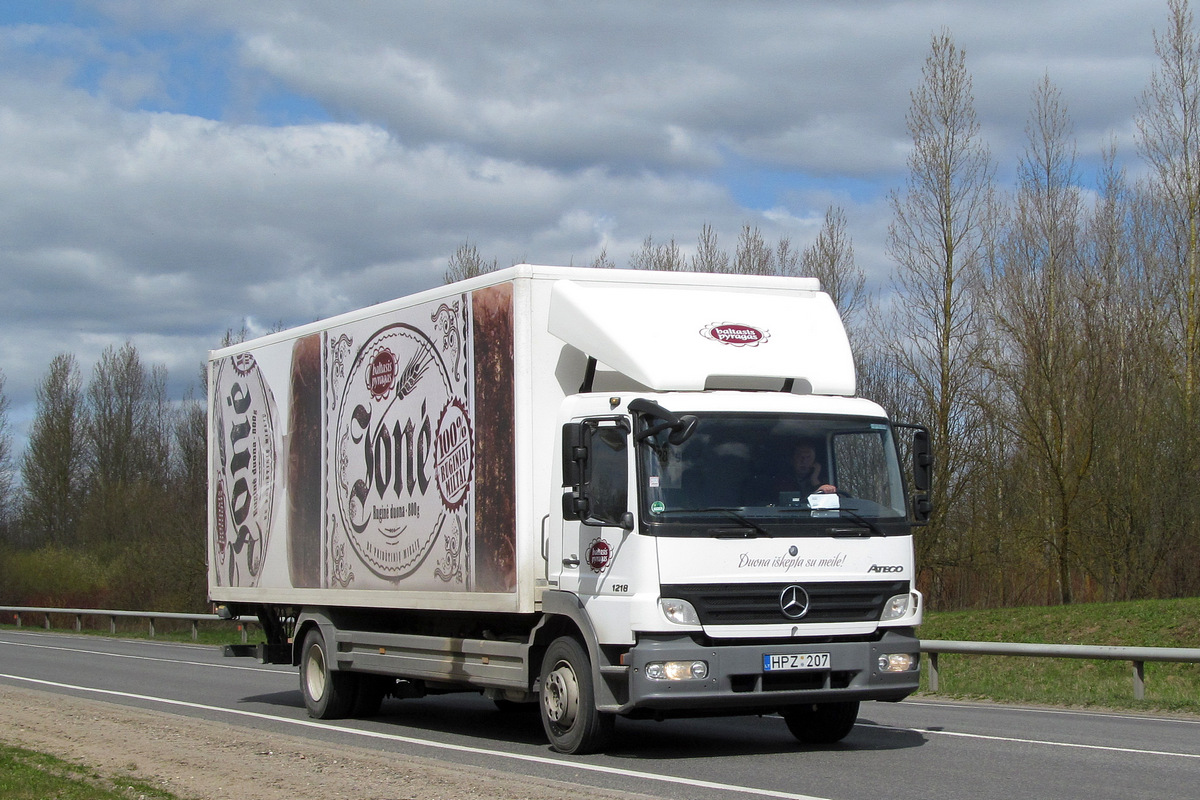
[208,264,854,615]
[209,278,525,610]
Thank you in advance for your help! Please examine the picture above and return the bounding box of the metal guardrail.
[921,639,1200,700]
[0,606,258,642]
[2,605,1197,700]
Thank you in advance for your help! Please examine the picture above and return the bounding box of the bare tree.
[591,245,616,270]
[732,223,775,275]
[1138,0,1200,419]
[20,354,85,547]
[775,236,800,277]
[986,74,1098,604]
[629,235,686,271]
[1133,0,1200,596]
[802,206,867,328]
[0,371,12,536]
[164,373,209,610]
[1075,144,1187,599]
[86,344,168,488]
[691,224,730,273]
[444,240,498,283]
[82,343,173,550]
[886,30,995,594]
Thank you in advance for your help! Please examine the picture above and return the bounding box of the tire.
[781,701,860,744]
[353,675,392,717]
[493,698,539,714]
[539,636,614,754]
[299,628,358,719]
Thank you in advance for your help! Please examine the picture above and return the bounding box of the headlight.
[659,598,701,626]
[646,660,709,680]
[879,593,911,621]
[877,653,918,672]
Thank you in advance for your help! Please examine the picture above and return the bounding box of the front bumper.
[615,629,919,715]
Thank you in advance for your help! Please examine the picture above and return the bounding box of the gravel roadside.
[0,684,656,800]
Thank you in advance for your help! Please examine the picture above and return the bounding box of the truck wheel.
[353,675,391,717]
[300,628,358,719]
[539,637,613,754]
[781,701,860,744]
[493,698,538,714]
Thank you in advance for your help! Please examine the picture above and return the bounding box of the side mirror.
[668,415,699,445]
[629,398,698,445]
[562,423,587,520]
[562,423,586,488]
[912,495,932,523]
[894,422,934,524]
[562,491,588,520]
[912,428,932,493]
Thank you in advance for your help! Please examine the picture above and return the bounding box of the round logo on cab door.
[586,538,612,573]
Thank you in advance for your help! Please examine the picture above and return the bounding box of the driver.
[785,442,836,495]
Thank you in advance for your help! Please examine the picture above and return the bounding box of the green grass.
[918,597,1200,714]
[0,742,186,800]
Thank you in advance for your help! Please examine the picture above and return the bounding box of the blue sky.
[0,0,1172,454]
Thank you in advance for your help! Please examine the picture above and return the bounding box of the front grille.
[662,581,908,625]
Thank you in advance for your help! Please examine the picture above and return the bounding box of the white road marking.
[855,721,1200,759]
[0,673,832,800]
[907,698,1200,727]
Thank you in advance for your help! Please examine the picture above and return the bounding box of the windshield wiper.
[691,507,773,537]
[775,503,888,537]
[828,507,886,537]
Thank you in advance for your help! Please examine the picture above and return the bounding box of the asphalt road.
[1,628,1197,800]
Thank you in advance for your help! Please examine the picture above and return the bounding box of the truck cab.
[544,389,926,752]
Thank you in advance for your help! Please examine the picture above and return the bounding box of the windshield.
[638,413,909,536]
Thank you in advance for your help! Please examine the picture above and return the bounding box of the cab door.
[554,416,633,600]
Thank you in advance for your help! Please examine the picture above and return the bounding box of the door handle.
[541,514,550,561]
[562,556,580,568]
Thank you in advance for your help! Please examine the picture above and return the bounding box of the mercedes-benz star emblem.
[779,585,810,619]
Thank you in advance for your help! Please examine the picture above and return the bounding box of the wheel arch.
[292,609,339,669]
[534,591,620,709]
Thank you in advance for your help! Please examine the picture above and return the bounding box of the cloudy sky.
[0,0,1174,450]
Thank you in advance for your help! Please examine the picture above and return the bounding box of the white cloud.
[0,0,1180,457]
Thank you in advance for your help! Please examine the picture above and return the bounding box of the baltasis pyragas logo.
[334,323,474,580]
[212,353,279,587]
[700,322,771,347]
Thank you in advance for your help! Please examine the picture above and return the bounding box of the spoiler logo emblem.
[701,322,769,347]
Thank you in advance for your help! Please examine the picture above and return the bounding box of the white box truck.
[209,265,930,754]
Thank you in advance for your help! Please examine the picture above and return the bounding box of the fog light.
[645,660,710,680]
[879,593,911,621]
[877,653,916,672]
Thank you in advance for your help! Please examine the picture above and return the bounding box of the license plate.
[763,652,831,671]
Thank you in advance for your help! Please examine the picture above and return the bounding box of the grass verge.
[0,741,185,800]
[918,596,1200,714]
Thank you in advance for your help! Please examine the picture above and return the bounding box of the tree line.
[3,0,1200,611]
[0,346,207,610]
